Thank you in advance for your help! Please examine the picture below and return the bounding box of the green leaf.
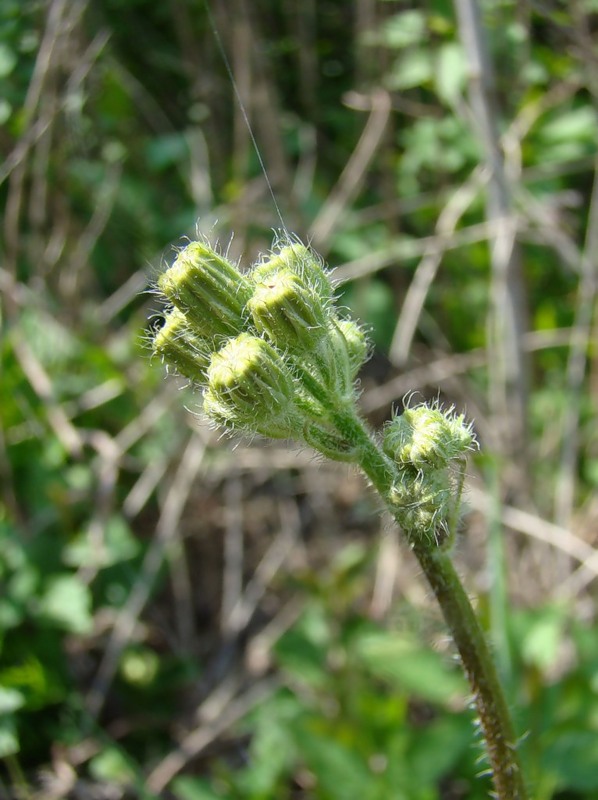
[119,647,160,687]
[541,731,598,791]
[64,515,141,569]
[274,606,330,688]
[376,11,426,49]
[0,598,22,629]
[173,777,226,800]
[0,99,11,124]
[387,51,432,90]
[234,693,299,795]
[39,575,93,634]
[539,106,597,143]
[145,133,190,171]
[0,656,63,710]
[435,43,466,105]
[0,687,25,714]
[0,716,19,757]
[520,607,565,672]
[19,307,80,368]
[89,746,137,785]
[408,715,474,784]
[292,725,372,800]
[0,43,16,77]
[353,631,467,704]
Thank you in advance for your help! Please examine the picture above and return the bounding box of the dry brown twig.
[309,89,392,251]
[554,156,598,528]
[389,166,488,366]
[86,433,208,717]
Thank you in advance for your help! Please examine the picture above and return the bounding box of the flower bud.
[247,269,328,352]
[383,404,476,470]
[330,318,369,378]
[252,243,333,301]
[389,467,451,537]
[203,333,301,437]
[158,242,252,338]
[152,308,212,383]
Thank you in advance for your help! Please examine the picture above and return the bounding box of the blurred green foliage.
[1,0,598,797]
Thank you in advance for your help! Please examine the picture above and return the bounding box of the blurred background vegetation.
[1,0,598,797]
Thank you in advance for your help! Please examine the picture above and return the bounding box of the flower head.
[329,318,370,380]
[203,333,302,438]
[158,241,251,338]
[152,307,212,383]
[252,242,333,302]
[151,236,370,453]
[383,403,476,470]
[388,467,451,537]
[248,269,328,352]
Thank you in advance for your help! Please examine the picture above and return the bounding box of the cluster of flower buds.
[383,404,476,539]
[152,237,369,459]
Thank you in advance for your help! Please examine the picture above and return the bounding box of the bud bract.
[158,242,252,338]
[152,308,212,383]
[389,467,451,537]
[252,243,333,301]
[248,269,328,352]
[330,318,369,378]
[203,333,301,437]
[303,422,357,462]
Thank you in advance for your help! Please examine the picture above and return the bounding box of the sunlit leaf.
[39,575,93,634]
[354,631,467,704]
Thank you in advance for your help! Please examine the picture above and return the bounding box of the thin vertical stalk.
[410,544,527,800]
[554,155,598,527]
[329,403,529,800]
[453,0,530,498]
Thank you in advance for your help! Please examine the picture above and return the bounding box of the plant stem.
[410,544,527,799]
[330,403,528,800]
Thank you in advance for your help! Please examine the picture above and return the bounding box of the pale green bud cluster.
[383,405,475,470]
[383,403,476,538]
[152,236,478,540]
[152,237,369,456]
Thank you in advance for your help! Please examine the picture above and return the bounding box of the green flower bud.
[152,308,212,383]
[248,269,328,352]
[444,410,477,455]
[252,242,333,301]
[383,404,476,469]
[389,467,451,537]
[330,318,369,378]
[203,333,301,437]
[158,242,252,338]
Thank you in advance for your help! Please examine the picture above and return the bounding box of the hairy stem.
[330,403,528,800]
[410,543,527,799]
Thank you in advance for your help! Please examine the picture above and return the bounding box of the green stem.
[330,403,528,800]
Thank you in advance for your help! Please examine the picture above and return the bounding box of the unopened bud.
[158,242,251,338]
[248,269,328,352]
[252,243,333,301]
[389,468,451,537]
[383,404,476,469]
[203,333,301,437]
[331,318,369,378]
[152,308,212,383]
